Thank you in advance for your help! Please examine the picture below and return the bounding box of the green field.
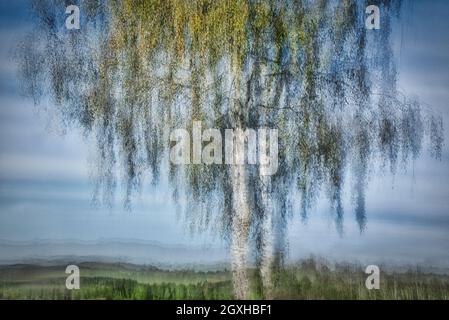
[1,259,448,300]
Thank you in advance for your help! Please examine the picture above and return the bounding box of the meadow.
[1,259,448,300]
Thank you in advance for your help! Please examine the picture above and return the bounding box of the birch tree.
[18,0,444,299]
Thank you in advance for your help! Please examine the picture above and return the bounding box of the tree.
[17,0,443,299]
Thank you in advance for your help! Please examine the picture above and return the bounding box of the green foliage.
[1,261,448,300]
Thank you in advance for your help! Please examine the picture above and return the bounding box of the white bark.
[230,163,252,299]
[259,176,287,299]
[259,175,275,298]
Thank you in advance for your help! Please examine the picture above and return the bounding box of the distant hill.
[0,239,229,270]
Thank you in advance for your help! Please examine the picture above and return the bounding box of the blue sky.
[0,0,448,266]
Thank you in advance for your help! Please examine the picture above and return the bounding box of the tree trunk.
[230,163,252,299]
[259,176,286,299]
[259,175,275,299]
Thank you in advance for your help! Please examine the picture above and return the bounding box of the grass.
[0,259,448,300]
